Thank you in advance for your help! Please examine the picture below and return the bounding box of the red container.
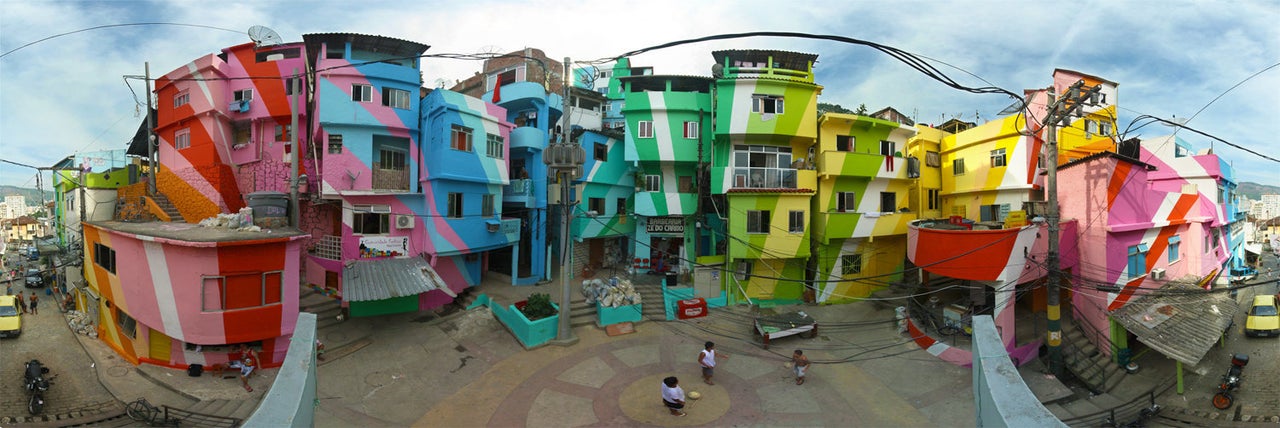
[677,298,707,319]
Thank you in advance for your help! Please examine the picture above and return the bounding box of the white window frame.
[233,89,253,102]
[487,134,504,159]
[683,121,699,139]
[382,87,411,110]
[352,84,373,102]
[751,95,784,114]
[991,148,1007,167]
[879,140,895,156]
[451,125,473,152]
[637,120,654,138]
[837,191,857,212]
[173,91,189,108]
[175,129,191,150]
[644,175,661,192]
[352,205,390,234]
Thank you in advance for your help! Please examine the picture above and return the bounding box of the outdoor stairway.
[299,285,343,330]
[631,279,668,320]
[178,399,255,425]
[1043,392,1126,420]
[151,193,185,223]
[1061,318,1125,393]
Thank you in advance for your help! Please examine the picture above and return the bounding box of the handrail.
[1059,379,1175,427]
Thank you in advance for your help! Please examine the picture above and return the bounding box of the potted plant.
[518,293,557,321]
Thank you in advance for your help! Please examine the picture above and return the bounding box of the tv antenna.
[248,25,283,47]
[433,78,449,89]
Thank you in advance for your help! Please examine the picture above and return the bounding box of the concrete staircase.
[299,286,343,331]
[632,279,668,320]
[178,399,255,425]
[1043,392,1126,421]
[151,193,186,223]
[1062,318,1125,393]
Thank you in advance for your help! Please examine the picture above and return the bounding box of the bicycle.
[126,398,181,427]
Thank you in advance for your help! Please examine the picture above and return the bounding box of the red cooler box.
[677,298,707,319]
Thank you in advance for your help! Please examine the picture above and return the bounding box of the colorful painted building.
[82,221,306,368]
[905,69,1116,366]
[710,50,820,303]
[622,74,716,278]
[811,113,918,303]
[1058,137,1238,368]
[415,89,520,305]
[570,128,635,276]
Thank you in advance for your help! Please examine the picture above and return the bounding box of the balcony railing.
[733,167,797,189]
[311,235,342,260]
[372,165,410,191]
[505,179,533,196]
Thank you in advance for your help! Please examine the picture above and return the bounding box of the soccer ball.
[688,391,701,400]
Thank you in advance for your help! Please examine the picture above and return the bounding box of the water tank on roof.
[246,192,289,225]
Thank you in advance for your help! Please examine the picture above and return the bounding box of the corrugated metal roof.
[1111,281,1238,366]
[342,257,448,302]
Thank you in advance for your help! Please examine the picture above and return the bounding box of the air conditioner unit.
[1150,268,1166,280]
[394,214,415,229]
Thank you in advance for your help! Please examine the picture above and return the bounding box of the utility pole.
[145,62,156,195]
[547,57,583,346]
[1043,79,1101,376]
[289,68,301,228]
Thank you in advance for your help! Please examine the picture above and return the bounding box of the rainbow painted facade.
[710,50,820,303]
[905,69,1115,366]
[811,113,918,303]
[622,74,716,277]
[1059,135,1241,364]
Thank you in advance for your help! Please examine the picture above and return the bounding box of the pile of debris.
[66,310,97,337]
[582,277,642,308]
[198,208,262,232]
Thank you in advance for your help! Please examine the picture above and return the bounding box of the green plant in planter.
[522,293,557,321]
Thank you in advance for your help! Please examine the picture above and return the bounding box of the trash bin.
[666,273,678,287]
[187,364,204,377]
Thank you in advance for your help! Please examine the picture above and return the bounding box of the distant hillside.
[1239,181,1280,200]
[0,185,50,207]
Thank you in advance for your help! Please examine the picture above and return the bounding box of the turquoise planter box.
[503,301,559,349]
[596,302,642,326]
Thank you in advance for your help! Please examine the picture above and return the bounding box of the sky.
[2,0,1278,193]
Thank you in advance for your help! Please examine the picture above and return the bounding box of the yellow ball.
[688,391,701,400]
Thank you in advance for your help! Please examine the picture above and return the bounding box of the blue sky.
[2,0,1278,192]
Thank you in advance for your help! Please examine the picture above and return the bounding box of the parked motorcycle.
[1212,353,1248,410]
[24,359,51,415]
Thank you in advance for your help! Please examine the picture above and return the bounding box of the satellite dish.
[711,64,724,79]
[248,25,283,47]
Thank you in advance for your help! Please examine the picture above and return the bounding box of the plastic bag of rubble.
[895,306,908,334]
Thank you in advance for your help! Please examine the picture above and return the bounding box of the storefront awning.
[1111,280,1237,366]
[341,257,453,302]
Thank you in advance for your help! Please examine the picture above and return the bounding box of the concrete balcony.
[510,126,547,152]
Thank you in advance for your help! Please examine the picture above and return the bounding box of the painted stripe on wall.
[145,241,185,342]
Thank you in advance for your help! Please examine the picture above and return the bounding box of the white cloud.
[2,0,1278,191]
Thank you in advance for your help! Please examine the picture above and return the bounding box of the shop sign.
[646,217,684,234]
[360,236,408,258]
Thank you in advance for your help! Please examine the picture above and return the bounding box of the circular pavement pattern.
[487,332,844,427]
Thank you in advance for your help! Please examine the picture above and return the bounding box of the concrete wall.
[244,312,317,427]
[972,315,1066,427]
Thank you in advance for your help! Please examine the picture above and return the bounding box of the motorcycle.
[24,359,51,415]
[1212,353,1248,410]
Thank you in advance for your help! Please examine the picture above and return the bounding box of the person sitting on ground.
[661,376,686,417]
[226,344,259,392]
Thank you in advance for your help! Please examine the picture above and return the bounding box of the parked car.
[1244,294,1280,337]
[24,269,43,288]
[0,295,21,338]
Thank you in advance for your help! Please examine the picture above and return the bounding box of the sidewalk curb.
[133,366,202,402]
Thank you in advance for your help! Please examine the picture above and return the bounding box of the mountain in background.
[1238,181,1280,201]
[0,185,51,207]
